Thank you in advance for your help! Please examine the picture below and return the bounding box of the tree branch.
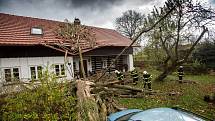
[175,6,182,60]
[96,5,177,82]
[182,26,208,62]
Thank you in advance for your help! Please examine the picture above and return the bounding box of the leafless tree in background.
[115,10,144,43]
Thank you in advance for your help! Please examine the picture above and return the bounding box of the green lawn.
[118,71,215,120]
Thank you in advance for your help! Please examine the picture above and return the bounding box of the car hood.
[108,109,142,121]
[130,108,205,121]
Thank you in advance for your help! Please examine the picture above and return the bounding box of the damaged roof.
[0,13,132,47]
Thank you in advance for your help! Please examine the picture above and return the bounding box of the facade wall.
[0,56,73,83]
[127,54,134,71]
[0,46,134,82]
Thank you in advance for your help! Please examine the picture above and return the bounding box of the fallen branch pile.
[74,78,181,121]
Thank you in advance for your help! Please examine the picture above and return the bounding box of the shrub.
[1,69,77,121]
[182,60,207,74]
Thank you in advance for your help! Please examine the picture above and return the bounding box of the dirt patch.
[203,84,215,93]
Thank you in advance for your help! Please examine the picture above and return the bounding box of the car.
[108,107,213,121]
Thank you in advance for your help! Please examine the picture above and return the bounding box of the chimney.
[74,18,81,25]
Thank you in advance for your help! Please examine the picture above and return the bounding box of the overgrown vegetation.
[193,40,215,69]
[0,69,77,121]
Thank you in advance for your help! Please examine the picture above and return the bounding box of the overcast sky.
[0,0,214,29]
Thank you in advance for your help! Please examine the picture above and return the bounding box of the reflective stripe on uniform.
[117,74,124,80]
[178,72,184,76]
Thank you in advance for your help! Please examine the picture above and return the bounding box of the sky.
[0,0,214,29]
[0,0,167,29]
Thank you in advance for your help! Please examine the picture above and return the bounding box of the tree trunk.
[155,64,176,81]
[77,37,86,79]
[76,80,100,121]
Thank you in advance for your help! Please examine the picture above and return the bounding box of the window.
[13,68,20,80]
[55,64,65,76]
[4,69,11,82]
[61,64,65,75]
[37,66,42,78]
[55,65,60,76]
[73,62,77,71]
[4,68,20,82]
[30,66,43,80]
[31,27,43,35]
[102,60,107,69]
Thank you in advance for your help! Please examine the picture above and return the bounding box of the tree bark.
[78,36,86,79]
[76,80,100,121]
[154,63,177,81]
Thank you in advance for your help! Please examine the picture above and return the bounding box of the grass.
[117,70,215,120]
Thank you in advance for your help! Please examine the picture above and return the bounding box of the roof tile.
[0,13,132,47]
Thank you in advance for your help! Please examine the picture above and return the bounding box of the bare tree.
[44,18,96,79]
[115,10,144,41]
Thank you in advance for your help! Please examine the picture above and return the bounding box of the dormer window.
[31,27,43,35]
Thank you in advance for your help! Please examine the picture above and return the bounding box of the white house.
[0,13,134,83]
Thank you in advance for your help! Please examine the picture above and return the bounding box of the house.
[0,13,134,83]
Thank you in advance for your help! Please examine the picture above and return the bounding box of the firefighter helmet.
[114,70,120,74]
[143,71,148,74]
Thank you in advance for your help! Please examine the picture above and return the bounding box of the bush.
[192,41,215,69]
[1,69,77,121]
[182,60,207,74]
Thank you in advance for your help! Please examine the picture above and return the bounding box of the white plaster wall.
[0,56,73,83]
[127,54,134,71]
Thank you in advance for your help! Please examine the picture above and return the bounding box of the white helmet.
[179,66,183,68]
[114,70,120,74]
[143,71,148,74]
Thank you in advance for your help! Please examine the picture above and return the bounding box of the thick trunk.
[79,46,86,79]
[155,64,176,81]
[76,80,100,121]
[77,37,86,79]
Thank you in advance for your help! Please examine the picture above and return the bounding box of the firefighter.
[114,70,124,81]
[143,71,152,91]
[178,66,184,83]
[130,68,139,85]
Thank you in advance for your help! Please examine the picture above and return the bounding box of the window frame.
[102,60,107,69]
[3,67,20,82]
[54,64,66,77]
[29,65,43,80]
[30,27,43,35]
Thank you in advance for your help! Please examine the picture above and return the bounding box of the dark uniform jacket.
[178,68,184,77]
[131,70,138,79]
[143,74,152,82]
